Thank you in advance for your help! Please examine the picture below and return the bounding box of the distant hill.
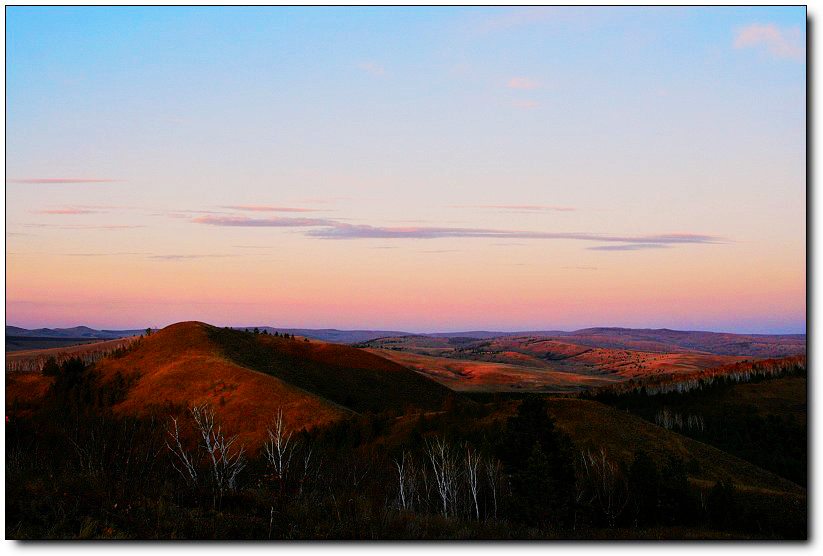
[5,325,145,339]
[253,327,413,344]
[8,324,805,355]
[5,326,146,352]
[361,328,806,359]
[555,327,806,358]
[7,321,461,450]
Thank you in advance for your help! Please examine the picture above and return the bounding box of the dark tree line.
[588,370,807,487]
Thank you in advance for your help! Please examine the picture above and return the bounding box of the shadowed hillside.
[205,326,460,415]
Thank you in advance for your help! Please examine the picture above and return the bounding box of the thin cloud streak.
[65,252,146,257]
[191,214,724,247]
[34,208,99,215]
[148,254,236,261]
[221,205,320,213]
[451,204,575,212]
[23,223,146,230]
[308,224,722,245]
[8,178,122,184]
[193,215,337,227]
[588,243,670,251]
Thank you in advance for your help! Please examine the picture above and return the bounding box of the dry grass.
[543,398,804,494]
[93,322,350,450]
[363,334,752,394]
[5,336,140,373]
[366,348,619,392]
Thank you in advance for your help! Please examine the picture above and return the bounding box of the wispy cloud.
[220,205,321,213]
[357,61,386,76]
[7,178,121,184]
[308,223,723,245]
[65,252,145,257]
[562,265,599,270]
[507,77,539,90]
[451,204,575,212]
[34,207,99,215]
[192,215,336,227]
[148,254,236,261]
[734,23,805,61]
[587,243,669,251]
[190,214,723,248]
[23,223,145,230]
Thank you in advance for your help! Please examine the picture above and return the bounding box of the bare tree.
[579,448,629,527]
[190,403,247,499]
[264,408,296,492]
[426,436,458,517]
[465,444,481,520]
[165,416,198,486]
[483,456,502,521]
[297,441,320,495]
[393,450,418,511]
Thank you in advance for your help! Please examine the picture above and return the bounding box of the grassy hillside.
[91,322,350,449]
[542,398,802,494]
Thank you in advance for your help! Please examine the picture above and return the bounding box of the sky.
[5,6,806,333]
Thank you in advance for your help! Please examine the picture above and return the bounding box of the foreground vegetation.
[5,347,806,540]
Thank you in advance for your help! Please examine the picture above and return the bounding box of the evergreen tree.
[627,450,660,527]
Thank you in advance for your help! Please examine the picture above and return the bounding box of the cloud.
[220,205,320,213]
[451,204,575,212]
[192,215,336,227]
[65,252,145,257]
[507,77,539,90]
[190,214,723,248]
[733,24,805,61]
[23,223,145,230]
[308,223,723,245]
[148,254,236,261]
[562,265,598,270]
[7,178,121,184]
[357,61,386,76]
[34,207,99,215]
[587,243,670,251]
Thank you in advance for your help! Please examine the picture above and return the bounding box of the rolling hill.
[7,321,459,450]
[361,335,756,393]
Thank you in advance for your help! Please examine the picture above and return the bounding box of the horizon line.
[5,321,807,337]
